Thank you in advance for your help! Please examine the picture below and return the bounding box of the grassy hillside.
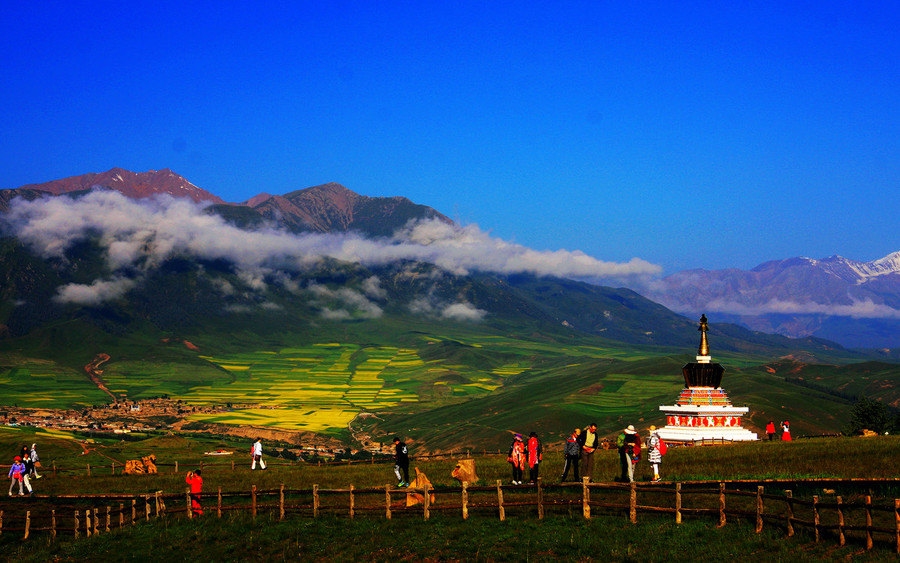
[1,428,899,561]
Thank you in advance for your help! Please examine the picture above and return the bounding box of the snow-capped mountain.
[647,252,900,349]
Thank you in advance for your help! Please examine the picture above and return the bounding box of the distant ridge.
[15,167,225,204]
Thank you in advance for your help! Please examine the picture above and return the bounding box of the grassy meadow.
[0,427,899,561]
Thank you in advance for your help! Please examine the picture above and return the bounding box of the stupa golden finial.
[697,314,710,361]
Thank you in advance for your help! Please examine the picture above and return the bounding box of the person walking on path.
[186,469,203,516]
[8,456,28,496]
[765,421,776,441]
[393,437,410,487]
[560,428,581,482]
[507,434,527,485]
[526,432,542,484]
[578,423,600,482]
[251,438,267,470]
[646,426,663,482]
[781,421,792,441]
[28,444,41,479]
[623,425,641,482]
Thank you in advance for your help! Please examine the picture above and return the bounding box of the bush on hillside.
[845,396,890,435]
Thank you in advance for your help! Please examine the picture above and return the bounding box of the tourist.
[766,420,776,441]
[526,432,542,484]
[578,423,600,482]
[781,420,792,441]
[623,425,641,482]
[646,426,662,482]
[251,438,267,470]
[616,428,628,482]
[186,469,203,516]
[393,437,409,487]
[560,428,581,482]
[507,434,526,485]
[29,444,41,479]
[8,456,27,496]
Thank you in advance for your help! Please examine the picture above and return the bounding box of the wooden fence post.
[85,509,91,537]
[145,496,150,522]
[629,481,637,523]
[755,486,763,533]
[675,483,682,524]
[93,508,99,536]
[87,463,91,477]
[537,477,544,519]
[385,485,392,519]
[175,461,179,474]
[280,484,285,521]
[186,488,193,519]
[217,487,222,519]
[252,485,257,519]
[53,461,56,475]
[785,490,794,537]
[837,496,845,546]
[462,482,469,520]
[231,459,234,471]
[105,506,110,532]
[717,482,726,527]
[111,463,115,475]
[349,484,355,519]
[51,509,56,540]
[865,495,873,551]
[119,503,123,528]
[131,499,136,524]
[23,511,30,540]
[496,480,505,521]
[894,499,899,555]
[813,495,820,543]
[582,477,590,520]
[74,510,79,539]
[313,485,319,518]
[423,482,430,520]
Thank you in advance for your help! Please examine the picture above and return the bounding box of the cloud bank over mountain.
[2,191,661,305]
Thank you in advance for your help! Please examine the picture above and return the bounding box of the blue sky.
[2,2,898,272]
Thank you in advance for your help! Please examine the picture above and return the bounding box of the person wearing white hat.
[623,425,641,482]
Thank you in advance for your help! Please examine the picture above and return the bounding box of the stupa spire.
[697,314,710,362]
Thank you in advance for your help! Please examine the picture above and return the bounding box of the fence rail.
[1,478,898,552]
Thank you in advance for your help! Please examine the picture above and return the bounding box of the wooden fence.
[1,479,898,552]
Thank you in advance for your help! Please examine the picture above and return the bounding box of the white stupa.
[657,315,758,443]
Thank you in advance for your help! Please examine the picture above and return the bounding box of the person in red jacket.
[507,434,527,485]
[623,425,641,482]
[766,420,776,441]
[781,421,792,441]
[186,469,203,516]
[526,432,542,484]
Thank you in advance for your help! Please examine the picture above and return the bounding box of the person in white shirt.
[251,438,267,470]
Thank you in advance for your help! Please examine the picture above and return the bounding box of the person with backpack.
[526,432,542,484]
[560,428,581,482]
[616,429,628,482]
[646,425,665,482]
[8,456,28,496]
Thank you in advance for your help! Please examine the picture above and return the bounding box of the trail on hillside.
[84,353,118,403]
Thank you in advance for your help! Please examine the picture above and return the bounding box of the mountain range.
[646,253,900,349]
[1,167,895,353]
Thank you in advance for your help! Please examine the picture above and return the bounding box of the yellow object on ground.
[406,467,436,507]
[451,458,478,484]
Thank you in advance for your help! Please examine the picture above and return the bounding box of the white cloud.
[53,277,135,305]
[4,191,663,305]
[664,297,900,320]
[441,302,487,322]
[308,284,383,319]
